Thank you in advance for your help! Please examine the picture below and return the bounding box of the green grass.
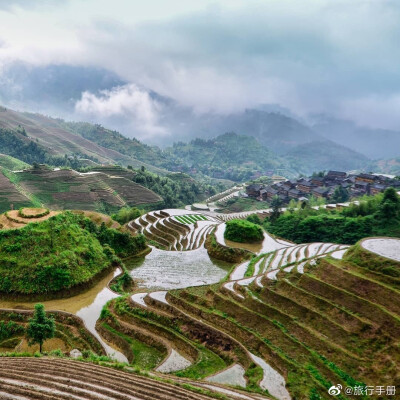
[174,214,209,224]
[102,323,164,370]
[0,155,29,171]
[174,346,227,379]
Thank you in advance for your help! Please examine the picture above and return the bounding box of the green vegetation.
[0,154,29,171]
[130,168,216,208]
[164,132,285,182]
[0,212,146,295]
[0,127,91,169]
[174,214,208,224]
[246,214,262,225]
[111,207,142,224]
[266,188,400,244]
[0,320,25,343]
[26,304,55,353]
[175,346,227,379]
[224,219,264,243]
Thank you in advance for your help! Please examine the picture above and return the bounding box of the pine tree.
[26,304,55,353]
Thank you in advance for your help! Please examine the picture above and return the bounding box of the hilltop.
[0,211,146,296]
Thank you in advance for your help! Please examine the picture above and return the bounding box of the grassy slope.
[0,154,29,171]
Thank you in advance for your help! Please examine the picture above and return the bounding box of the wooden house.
[312,187,329,198]
[355,173,377,184]
[297,181,314,193]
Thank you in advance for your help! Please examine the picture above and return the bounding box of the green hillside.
[0,212,146,295]
[0,165,161,214]
[164,132,287,181]
[0,108,168,173]
[286,140,369,175]
[0,154,29,171]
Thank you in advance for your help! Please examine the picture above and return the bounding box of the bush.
[224,219,264,243]
[111,207,141,224]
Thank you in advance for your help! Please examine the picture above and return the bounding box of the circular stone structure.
[361,238,400,262]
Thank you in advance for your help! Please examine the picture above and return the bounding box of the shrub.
[224,219,264,243]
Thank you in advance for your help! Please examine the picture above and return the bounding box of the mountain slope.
[0,165,161,213]
[285,140,369,174]
[0,107,167,173]
[312,116,400,159]
[164,132,288,181]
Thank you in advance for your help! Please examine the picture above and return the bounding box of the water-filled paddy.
[126,247,232,290]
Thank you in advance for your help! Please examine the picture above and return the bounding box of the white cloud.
[75,84,167,137]
[1,0,400,131]
[341,94,400,130]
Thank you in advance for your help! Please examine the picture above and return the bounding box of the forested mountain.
[286,140,369,174]
[0,106,374,182]
[164,132,288,181]
[0,108,168,174]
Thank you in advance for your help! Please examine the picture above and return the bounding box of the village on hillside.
[246,171,400,205]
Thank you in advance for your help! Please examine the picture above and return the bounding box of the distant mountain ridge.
[0,106,372,180]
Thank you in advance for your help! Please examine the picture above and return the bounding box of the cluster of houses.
[246,171,400,204]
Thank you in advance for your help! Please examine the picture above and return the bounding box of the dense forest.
[129,167,219,208]
[265,188,400,244]
[163,132,286,181]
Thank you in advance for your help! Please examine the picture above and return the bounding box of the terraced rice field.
[2,196,400,399]
[6,168,161,211]
[361,237,400,261]
[128,211,219,251]
[104,235,400,399]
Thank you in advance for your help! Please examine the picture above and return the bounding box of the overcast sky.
[0,0,400,136]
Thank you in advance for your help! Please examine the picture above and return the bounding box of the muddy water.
[0,268,128,362]
[0,246,231,361]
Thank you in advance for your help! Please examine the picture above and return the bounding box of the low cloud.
[75,84,167,138]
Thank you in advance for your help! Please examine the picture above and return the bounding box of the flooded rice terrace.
[0,226,232,361]
[126,247,232,290]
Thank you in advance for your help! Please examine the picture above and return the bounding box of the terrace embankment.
[103,238,400,399]
[0,357,217,400]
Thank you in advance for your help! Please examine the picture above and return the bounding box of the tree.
[332,186,349,203]
[270,195,282,222]
[26,304,55,353]
[377,187,400,222]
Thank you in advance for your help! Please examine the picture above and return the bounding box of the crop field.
[128,211,219,251]
[0,168,161,212]
[174,214,209,224]
[101,222,400,399]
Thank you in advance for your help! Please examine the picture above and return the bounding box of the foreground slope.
[0,357,215,400]
[103,210,400,399]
